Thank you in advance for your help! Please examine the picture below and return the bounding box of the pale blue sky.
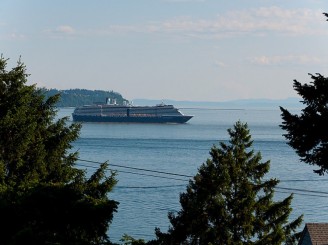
[1,0,328,101]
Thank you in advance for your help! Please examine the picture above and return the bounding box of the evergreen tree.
[43,88,129,107]
[0,56,118,244]
[155,121,303,245]
[280,74,328,175]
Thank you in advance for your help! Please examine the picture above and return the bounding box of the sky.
[1,0,328,102]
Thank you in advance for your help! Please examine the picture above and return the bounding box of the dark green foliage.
[43,88,129,107]
[154,121,302,245]
[0,56,118,244]
[280,74,328,175]
[121,234,147,245]
[1,163,118,245]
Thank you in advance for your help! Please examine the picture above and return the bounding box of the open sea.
[58,107,328,243]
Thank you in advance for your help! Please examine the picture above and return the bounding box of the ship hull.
[72,114,193,124]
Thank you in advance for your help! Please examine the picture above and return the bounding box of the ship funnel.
[106,97,111,105]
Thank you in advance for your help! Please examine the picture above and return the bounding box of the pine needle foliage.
[0,56,118,245]
[154,121,303,245]
[280,74,328,175]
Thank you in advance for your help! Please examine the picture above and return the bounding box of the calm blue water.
[58,107,328,243]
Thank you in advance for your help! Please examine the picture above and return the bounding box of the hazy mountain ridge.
[132,97,303,110]
[45,88,302,110]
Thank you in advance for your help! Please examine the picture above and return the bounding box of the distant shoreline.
[59,98,303,110]
[131,98,303,110]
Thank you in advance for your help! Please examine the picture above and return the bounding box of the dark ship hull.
[72,102,193,124]
[72,114,192,123]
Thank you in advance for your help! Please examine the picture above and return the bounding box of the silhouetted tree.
[0,56,118,244]
[280,74,328,175]
[154,121,302,244]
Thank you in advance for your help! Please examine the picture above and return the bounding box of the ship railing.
[130,114,157,117]
[102,113,128,117]
[100,113,178,118]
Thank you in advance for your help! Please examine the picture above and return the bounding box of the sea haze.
[131,97,303,110]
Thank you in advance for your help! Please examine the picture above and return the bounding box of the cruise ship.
[72,98,193,123]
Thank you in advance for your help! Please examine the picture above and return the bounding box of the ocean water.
[57,107,328,243]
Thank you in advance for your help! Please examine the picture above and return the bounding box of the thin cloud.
[0,32,26,41]
[42,7,328,40]
[0,22,26,40]
[99,6,327,39]
[249,55,324,66]
[44,25,76,38]
[214,60,228,68]
[56,25,75,34]
[9,32,26,40]
[157,7,326,37]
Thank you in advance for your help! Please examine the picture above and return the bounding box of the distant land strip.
[43,88,303,110]
[180,107,245,110]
